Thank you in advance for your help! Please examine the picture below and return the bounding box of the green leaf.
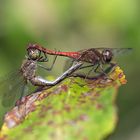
[0,66,127,140]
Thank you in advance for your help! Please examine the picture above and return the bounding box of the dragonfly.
[27,44,132,77]
[0,47,83,127]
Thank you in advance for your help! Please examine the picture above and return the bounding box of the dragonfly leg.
[38,52,58,71]
[99,65,108,76]
[84,63,100,78]
[69,63,97,79]
[69,63,117,80]
[84,66,95,79]
[98,64,117,81]
[44,54,57,71]
[83,63,100,76]
[108,62,117,73]
[38,53,48,62]
[30,62,83,86]
[79,64,95,70]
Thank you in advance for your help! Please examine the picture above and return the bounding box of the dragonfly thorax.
[79,48,101,64]
[20,59,37,81]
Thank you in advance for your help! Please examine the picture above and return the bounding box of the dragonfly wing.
[0,70,20,85]
[0,71,25,108]
[78,48,132,57]
[108,48,132,57]
[63,58,75,72]
[0,71,27,128]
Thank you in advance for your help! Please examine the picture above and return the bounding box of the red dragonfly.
[27,44,132,76]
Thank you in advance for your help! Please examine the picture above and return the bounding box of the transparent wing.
[0,70,20,85]
[0,70,25,108]
[108,48,132,57]
[78,48,132,57]
[0,70,28,128]
[63,58,77,72]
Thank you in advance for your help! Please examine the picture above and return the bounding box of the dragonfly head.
[102,49,113,64]
[27,44,41,60]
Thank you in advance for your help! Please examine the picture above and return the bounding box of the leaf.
[0,66,127,140]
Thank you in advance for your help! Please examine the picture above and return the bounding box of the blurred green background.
[0,0,139,139]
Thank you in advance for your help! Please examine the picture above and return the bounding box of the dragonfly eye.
[28,48,41,60]
[102,49,113,63]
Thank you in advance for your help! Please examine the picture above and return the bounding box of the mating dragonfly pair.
[0,44,131,108]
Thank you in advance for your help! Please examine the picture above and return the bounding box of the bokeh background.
[0,0,139,140]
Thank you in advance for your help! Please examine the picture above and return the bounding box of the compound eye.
[28,49,40,60]
[102,49,113,63]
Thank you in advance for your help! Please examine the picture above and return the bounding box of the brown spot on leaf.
[61,85,68,92]
[52,110,61,116]
[79,114,89,121]
[24,126,33,133]
[0,135,7,140]
[47,120,54,126]
[64,104,71,112]
[95,103,104,110]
